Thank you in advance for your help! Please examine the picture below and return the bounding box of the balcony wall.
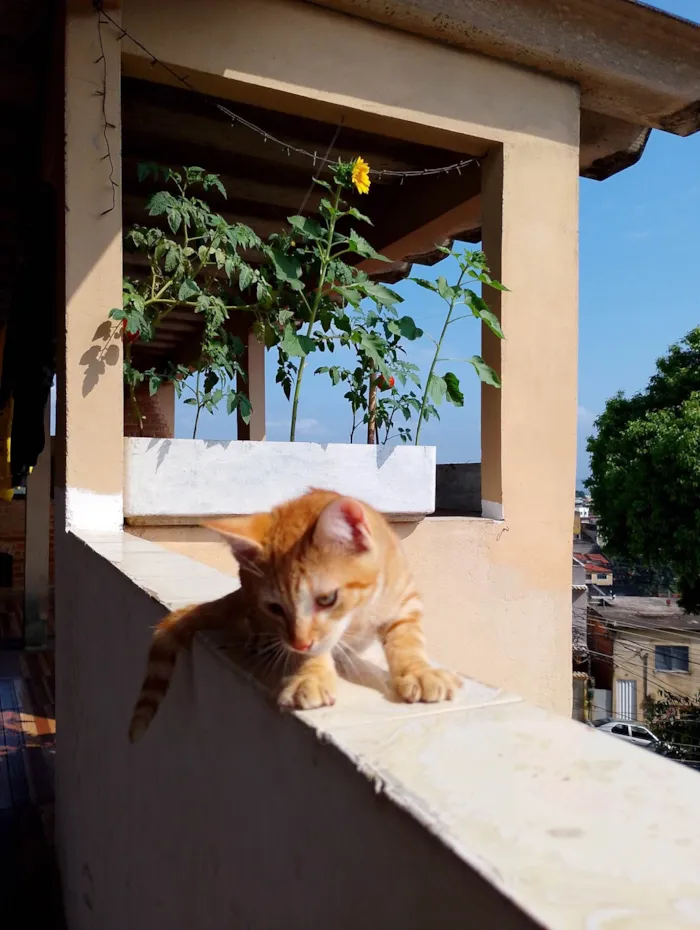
[56,529,700,930]
[127,514,572,713]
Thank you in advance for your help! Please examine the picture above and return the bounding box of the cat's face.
[205,491,380,656]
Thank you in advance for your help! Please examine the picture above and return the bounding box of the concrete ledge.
[57,530,700,929]
[124,438,436,520]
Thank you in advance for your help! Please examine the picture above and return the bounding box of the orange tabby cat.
[129,488,460,742]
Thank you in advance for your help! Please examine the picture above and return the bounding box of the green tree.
[586,328,700,612]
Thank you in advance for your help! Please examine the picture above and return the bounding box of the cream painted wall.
[119,0,579,714]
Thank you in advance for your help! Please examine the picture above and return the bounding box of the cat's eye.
[266,602,286,618]
[315,591,338,609]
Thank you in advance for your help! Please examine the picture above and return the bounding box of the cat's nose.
[292,638,312,652]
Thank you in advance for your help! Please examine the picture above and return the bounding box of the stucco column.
[236,331,266,441]
[481,139,579,533]
[60,2,123,531]
[247,333,266,442]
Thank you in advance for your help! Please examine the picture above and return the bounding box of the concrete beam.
[306,0,700,136]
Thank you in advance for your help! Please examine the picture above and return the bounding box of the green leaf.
[427,373,447,405]
[358,332,391,380]
[347,230,390,262]
[346,207,373,225]
[146,191,170,216]
[109,307,127,321]
[411,278,438,293]
[465,290,505,339]
[436,277,455,302]
[148,375,161,396]
[238,265,254,292]
[184,397,198,406]
[137,162,159,183]
[178,278,200,301]
[287,215,324,239]
[362,281,403,308]
[280,324,314,358]
[165,247,180,273]
[237,395,252,424]
[443,372,464,407]
[394,316,423,341]
[478,307,504,339]
[336,286,362,309]
[204,371,218,393]
[335,312,353,334]
[167,209,182,234]
[469,356,501,388]
[270,249,303,292]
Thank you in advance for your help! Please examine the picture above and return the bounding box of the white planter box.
[124,439,436,520]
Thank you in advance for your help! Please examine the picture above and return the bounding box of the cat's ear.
[202,513,272,564]
[314,497,372,553]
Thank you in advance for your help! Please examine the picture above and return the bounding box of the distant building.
[577,552,613,587]
[575,496,591,519]
[590,596,700,722]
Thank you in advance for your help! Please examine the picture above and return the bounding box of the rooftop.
[592,595,700,632]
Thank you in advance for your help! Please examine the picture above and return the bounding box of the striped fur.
[128,591,246,743]
[128,489,459,742]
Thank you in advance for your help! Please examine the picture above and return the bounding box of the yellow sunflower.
[351,156,371,195]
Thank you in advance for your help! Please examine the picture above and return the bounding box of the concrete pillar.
[237,331,266,441]
[60,1,123,532]
[481,139,579,532]
[24,403,52,648]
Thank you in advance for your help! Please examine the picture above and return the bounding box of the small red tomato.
[376,375,395,391]
[121,319,140,342]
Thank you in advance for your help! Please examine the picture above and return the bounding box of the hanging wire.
[93,2,479,184]
[94,10,118,215]
[296,119,344,215]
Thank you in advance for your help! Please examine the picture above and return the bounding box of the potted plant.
[115,159,504,520]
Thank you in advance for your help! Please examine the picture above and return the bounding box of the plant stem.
[289,185,342,442]
[192,368,201,439]
[414,269,467,445]
[125,343,144,433]
[367,360,377,444]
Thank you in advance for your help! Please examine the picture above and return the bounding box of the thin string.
[93,2,479,182]
[94,11,118,214]
[297,119,343,215]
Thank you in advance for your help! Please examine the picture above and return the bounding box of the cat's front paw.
[278,672,337,710]
[393,667,461,704]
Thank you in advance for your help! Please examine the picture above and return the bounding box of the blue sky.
[173,0,700,485]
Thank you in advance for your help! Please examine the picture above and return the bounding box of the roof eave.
[304,0,700,136]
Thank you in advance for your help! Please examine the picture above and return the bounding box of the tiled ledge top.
[75,528,700,930]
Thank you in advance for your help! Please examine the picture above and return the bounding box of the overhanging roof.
[306,0,700,135]
[305,0,700,180]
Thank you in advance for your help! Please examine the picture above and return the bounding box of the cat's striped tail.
[128,591,243,743]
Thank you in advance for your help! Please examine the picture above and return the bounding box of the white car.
[593,719,660,749]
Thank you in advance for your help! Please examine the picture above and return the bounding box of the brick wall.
[123,383,175,439]
[0,497,55,593]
